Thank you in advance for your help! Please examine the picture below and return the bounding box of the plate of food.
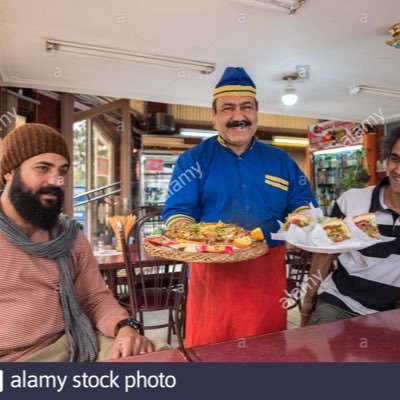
[143,221,268,263]
[272,211,395,254]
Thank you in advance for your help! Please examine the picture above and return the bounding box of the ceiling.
[0,0,399,123]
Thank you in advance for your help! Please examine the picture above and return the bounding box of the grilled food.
[321,218,351,242]
[283,213,313,231]
[165,221,250,245]
[353,212,379,239]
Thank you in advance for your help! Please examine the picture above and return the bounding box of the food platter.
[143,238,268,263]
[271,213,395,254]
[143,221,268,263]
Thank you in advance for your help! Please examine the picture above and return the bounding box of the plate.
[271,223,395,254]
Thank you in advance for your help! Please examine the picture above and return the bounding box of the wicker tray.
[143,239,269,263]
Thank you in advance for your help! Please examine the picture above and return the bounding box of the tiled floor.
[144,306,302,349]
[287,306,301,329]
[142,310,180,348]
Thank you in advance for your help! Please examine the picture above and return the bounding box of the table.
[188,308,400,362]
[107,309,400,362]
[96,249,166,270]
[95,249,179,296]
[108,348,190,363]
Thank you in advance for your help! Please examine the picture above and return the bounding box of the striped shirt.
[0,228,128,361]
[318,177,400,314]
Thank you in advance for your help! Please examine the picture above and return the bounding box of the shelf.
[144,172,173,175]
[317,165,356,170]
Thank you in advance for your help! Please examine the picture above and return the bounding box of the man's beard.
[8,169,64,230]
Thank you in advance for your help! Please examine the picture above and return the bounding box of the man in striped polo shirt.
[301,128,400,325]
[163,67,317,346]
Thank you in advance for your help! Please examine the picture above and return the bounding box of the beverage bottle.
[97,241,105,254]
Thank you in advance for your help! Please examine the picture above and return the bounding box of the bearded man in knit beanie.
[0,123,159,362]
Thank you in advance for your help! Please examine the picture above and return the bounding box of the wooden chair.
[118,211,188,347]
[114,205,159,295]
[285,248,313,311]
[131,205,160,220]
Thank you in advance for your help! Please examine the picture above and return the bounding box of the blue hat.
[213,67,256,100]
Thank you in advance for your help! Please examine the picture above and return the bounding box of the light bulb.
[281,84,298,105]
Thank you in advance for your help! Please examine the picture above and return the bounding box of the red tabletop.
[107,348,190,362]
[189,308,400,362]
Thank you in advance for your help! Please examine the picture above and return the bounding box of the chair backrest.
[132,210,164,253]
[127,208,162,252]
[285,248,313,309]
[118,211,188,316]
[132,205,159,220]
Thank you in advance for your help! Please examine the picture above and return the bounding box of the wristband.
[300,312,311,317]
[115,318,144,336]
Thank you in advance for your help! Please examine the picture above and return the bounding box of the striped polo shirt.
[318,177,400,314]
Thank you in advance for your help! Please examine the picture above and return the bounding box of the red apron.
[185,245,287,347]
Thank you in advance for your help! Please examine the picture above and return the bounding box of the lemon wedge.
[250,227,264,241]
[233,236,252,248]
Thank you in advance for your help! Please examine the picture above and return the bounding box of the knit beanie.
[0,123,70,181]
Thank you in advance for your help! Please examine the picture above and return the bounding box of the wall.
[36,93,60,130]
[169,104,318,131]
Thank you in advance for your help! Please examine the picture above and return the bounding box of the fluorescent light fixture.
[313,144,362,155]
[349,85,400,98]
[272,136,309,147]
[253,0,306,14]
[46,39,215,74]
[180,129,218,139]
[386,112,400,121]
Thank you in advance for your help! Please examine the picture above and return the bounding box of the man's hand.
[299,253,333,327]
[300,298,315,327]
[170,219,193,228]
[111,326,154,360]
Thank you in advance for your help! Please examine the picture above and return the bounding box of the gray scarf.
[0,211,99,362]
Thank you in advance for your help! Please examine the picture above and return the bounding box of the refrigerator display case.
[311,146,364,215]
[133,150,181,237]
[308,121,376,216]
[138,150,181,208]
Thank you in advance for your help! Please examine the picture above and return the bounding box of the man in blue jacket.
[163,67,316,346]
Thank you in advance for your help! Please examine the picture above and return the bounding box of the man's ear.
[3,171,13,184]
[211,108,217,127]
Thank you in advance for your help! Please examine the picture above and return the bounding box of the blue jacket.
[162,136,317,247]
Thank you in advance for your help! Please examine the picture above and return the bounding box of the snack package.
[196,245,234,254]
[169,243,198,253]
[146,235,177,246]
